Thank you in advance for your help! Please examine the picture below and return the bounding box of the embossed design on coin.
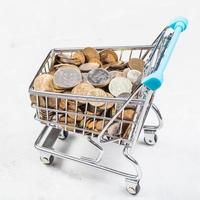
[72,51,85,64]
[53,67,82,89]
[100,49,118,64]
[87,88,107,107]
[87,68,111,87]
[128,58,145,72]
[83,47,100,61]
[127,69,142,84]
[108,77,132,97]
[33,74,54,92]
[72,83,94,104]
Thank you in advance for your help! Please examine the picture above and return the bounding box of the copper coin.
[128,58,145,72]
[72,51,85,64]
[100,49,118,64]
[33,74,54,92]
[83,47,100,61]
[87,88,107,107]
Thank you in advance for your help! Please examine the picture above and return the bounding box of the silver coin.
[127,69,142,84]
[79,62,99,72]
[87,68,111,87]
[53,67,82,89]
[108,77,132,97]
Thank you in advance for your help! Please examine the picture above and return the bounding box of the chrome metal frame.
[29,26,172,195]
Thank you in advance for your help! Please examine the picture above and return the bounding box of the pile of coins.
[31,47,145,138]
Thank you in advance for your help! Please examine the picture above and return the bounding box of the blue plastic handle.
[142,17,188,91]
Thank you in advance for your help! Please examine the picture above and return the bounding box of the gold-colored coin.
[33,74,54,92]
[72,51,85,64]
[87,120,96,130]
[109,61,127,69]
[59,99,77,111]
[71,83,94,104]
[68,107,84,121]
[83,47,100,61]
[87,105,103,116]
[100,49,118,64]
[89,58,102,66]
[122,124,132,139]
[95,120,108,131]
[59,115,75,124]
[118,108,135,121]
[99,93,114,110]
[128,58,145,72]
[87,88,107,107]
[56,54,82,65]
[30,95,46,107]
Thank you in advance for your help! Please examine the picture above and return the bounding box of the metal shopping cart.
[28,17,188,195]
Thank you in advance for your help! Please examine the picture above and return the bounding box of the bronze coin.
[100,49,118,64]
[128,58,145,72]
[83,47,100,61]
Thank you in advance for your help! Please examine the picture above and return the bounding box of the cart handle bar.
[142,17,188,91]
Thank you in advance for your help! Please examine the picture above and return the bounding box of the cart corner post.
[142,17,188,91]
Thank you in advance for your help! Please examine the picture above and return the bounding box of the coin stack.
[31,47,145,138]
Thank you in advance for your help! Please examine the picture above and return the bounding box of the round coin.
[99,93,114,110]
[71,83,94,104]
[128,58,145,72]
[83,47,100,61]
[33,74,54,92]
[72,51,85,64]
[87,88,107,107]
[79,62,100,72]
[122,68,130,77]
[100,49,118,64]
[53,67,82,89]
[127,69,142,84]
[108,77,132,97]
[109,61,127,69]
[87,68,111,87]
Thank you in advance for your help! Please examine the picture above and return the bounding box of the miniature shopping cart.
[28,17,188,195]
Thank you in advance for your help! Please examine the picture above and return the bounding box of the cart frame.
[29,17,188,195]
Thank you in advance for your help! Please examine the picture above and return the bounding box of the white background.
[0,0,200,199]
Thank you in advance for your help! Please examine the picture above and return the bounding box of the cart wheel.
[40,155,54,165]
[144,133,157,145]
[58,130,68,140]
[126,182,140,195]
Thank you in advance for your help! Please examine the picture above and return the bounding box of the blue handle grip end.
[142,72,163,91]
[168,17,188,32]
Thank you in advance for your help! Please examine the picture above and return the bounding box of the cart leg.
[58,130,68,140]
[123,145,142,195]
[143,103,163,145]
[39,127,60,165]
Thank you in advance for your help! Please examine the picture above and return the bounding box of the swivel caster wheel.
[126,179,140,195]
[144,131,157,146]
[58,130,68,140]
[40,155,54,165]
